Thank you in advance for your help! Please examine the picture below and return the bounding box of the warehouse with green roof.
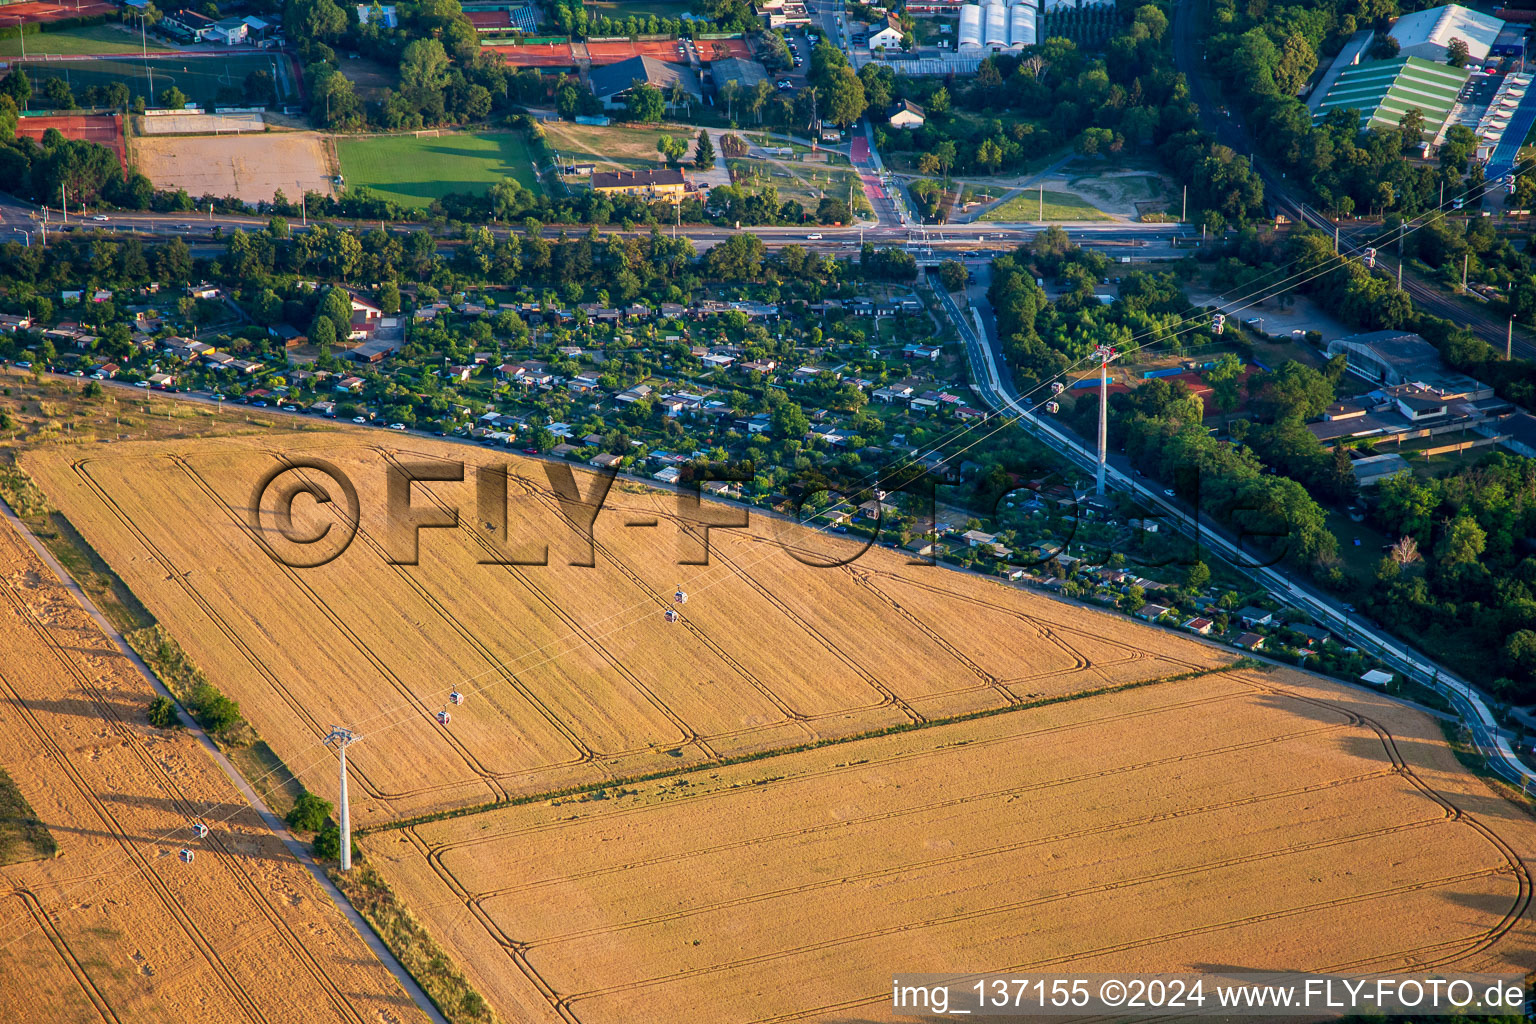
[1311,56,1470,132]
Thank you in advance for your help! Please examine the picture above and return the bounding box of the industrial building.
[1311,56,1469,132]
[1389,3,1505,63]
[957,0,1036,53]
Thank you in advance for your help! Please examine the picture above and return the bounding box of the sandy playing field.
[23,432,1232,824]
[0,512,426,1024]
[133,132,333,203]
[364,666,1536,1024]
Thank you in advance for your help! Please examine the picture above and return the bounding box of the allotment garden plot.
[364,666,1536,1024]
[23,432,1231,824]
[0,513,425,1024]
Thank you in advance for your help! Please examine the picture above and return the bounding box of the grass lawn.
[0,22,157,57]
[336,130,543,207]
[980,188,1111,223]
[542,120,682,171]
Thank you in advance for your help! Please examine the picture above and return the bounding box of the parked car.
[388,422,406,431]
[352,416,367,423]
[91,214,109,222]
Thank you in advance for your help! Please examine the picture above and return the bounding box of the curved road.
[933,269,1536,794]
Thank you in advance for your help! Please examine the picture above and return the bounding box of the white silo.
[983,1,1007,49]
[1010,2,1036,48]
[958,3,983,50]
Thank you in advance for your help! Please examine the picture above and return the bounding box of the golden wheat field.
[0,512,426,1024]
[22,431,1233,824]
[365,666,1536,1024]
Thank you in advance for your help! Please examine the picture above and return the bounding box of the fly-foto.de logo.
[245,455,756,570]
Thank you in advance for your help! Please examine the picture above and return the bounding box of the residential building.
[210,15,248,43]
[868,12,904,49]
[889,98,925,129]
[590,168,690,203]
[1350,452,1414,487]
[161,8,215,41]
[1233,632,1267,652]
[1237,606,1273,628]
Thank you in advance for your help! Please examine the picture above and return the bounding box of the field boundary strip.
[356,663,1252,836]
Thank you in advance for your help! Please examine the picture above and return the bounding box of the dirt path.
[0,494,450,1024]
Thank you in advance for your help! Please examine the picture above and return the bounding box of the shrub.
[188,681,242,735]
[146,696,180,729]
[313,822,341,861]
[287,790,334,833]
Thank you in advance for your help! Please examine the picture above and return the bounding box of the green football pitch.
[335,131,544,208]
[13,52,296,107]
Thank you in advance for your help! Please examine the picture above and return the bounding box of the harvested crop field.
[22,432,1232,824]
[133,131,333,203]
[0,512,425,1024]
[365,665,1536,1024]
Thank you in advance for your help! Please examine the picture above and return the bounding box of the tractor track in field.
[181,451,515,801]
[0,525,377,1024]
[514,769,1414,949]
[455,763,1396,907]
[66,452,500,808]
[559,818,1480,1008]
[412,680,1265,858]
[372,448,703,760]
[5,889,120,1024]
[0,591,271,1024]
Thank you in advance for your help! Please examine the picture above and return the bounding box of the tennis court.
[13,111,124,169]
[0,0,114,25]
[583,37,751,64]
[12,51,294,107]
[481,40,576,66]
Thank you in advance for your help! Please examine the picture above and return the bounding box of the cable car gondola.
[436,707,452,725]
[178,848,195,864]
[664,608,680,623]
[449,690,464,706]
[190,822,209,839]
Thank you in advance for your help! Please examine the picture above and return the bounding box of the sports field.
[135,131,333,203]
[368,666,1536,1023]
[0,22,152,56]
[335,130,542,207]
[0,512,427,1024]
[13,111,123,168]
[11,51,293,107]
[0,0,113,25]
[480,39,576,66]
